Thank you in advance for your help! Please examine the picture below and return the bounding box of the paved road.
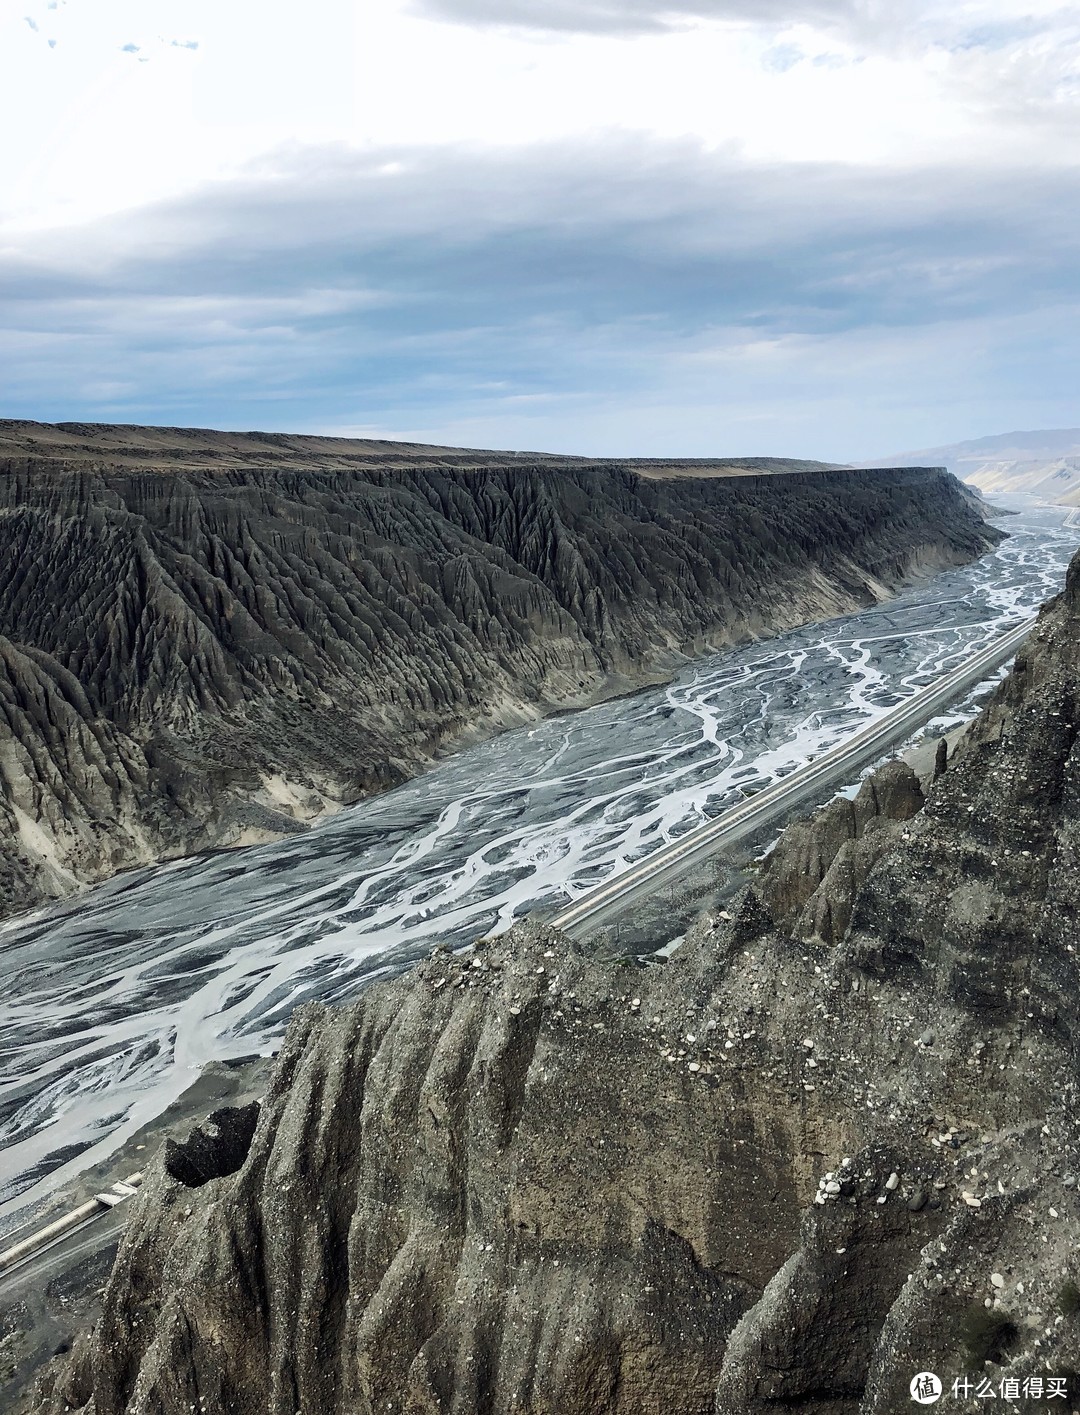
[0,612,1042,1306]
[550,616,1035,941]
[0,1206,127,1300]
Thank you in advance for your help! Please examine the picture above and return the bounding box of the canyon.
[21,512,1080,1415]
[0,420,998,919]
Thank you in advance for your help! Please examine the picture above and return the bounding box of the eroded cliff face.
[28,552,1080,1415]
[0,423,999,916]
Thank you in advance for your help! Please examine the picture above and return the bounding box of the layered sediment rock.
[27,549,1080,1413]
[0,421,998,916]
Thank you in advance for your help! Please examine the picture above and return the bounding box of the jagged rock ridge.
[27,550,1080,1414]
[0,422,998,916]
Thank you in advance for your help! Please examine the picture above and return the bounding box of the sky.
[2,0,1080,460]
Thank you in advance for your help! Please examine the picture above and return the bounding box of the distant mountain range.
[879,428,1080,502]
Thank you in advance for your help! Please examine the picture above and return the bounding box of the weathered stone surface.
[25,547,1080,1415]
[0,421,999,918]
[760,761,925,942]
[29,923,809,1415]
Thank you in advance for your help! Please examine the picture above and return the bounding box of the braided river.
[2,499,1078,1217]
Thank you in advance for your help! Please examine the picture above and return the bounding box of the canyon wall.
[27,525,1080,1415]
[0,423,999,916]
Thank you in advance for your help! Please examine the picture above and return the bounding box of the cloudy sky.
[2,0,1080,459]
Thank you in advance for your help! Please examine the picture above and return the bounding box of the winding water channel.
[1,499,1078,1216]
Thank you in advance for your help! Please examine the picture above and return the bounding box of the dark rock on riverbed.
[0,421,999,918]
[25,551,1080,1411]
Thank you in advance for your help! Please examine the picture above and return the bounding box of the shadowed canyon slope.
[26,544,1080,1415]
[0,421,999,916]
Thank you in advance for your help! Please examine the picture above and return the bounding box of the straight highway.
[0,613,1043,1294]
[550,615,1035,941]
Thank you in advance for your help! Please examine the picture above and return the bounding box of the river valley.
[1,499,1077,1220]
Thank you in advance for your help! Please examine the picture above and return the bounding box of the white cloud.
[406,0,861,34]
[2,132,1079,455]
[3,0,1080,454]
[5,0,1080,233]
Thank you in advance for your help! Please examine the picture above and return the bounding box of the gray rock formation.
[0,420,999,918]
[25,547,1080,1414]
[760,760,926,944]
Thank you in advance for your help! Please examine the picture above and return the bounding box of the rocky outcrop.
[26,547,1080,1415]
[759,760,926,943]
[0,421,1000,917]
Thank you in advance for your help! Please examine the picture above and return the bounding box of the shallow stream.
[1,500,1076,1215]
